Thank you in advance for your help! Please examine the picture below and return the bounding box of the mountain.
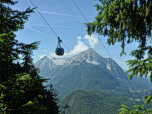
[44,48,127,80]
[34,48,152,113]
[58,90,129,114]
[50,57,69,65]
[44,64,124,100]
[35,56,57,76]
[34,56,69,77]
[58,89,152,114]
[61,48,127,80]
[41,48,152,101]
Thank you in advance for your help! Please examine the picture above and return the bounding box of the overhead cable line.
[71,0,145,105]
[29,0,121,106]
[71,0,88,22]
[69,0,113,58]
[98,38,113,58]
[29,0,58,38]
[29,0,138,108]
[61,0,123,106]
[63,0,132,102]
[61,0,142,107]
[61,0,86,32]
[52,2,122,106]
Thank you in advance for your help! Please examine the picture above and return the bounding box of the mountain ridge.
[35,48,151,80]
[34,48,152,114]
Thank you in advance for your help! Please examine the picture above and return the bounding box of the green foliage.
[0,0,69,113]
[0,30,47,113]
[85,0,152,113]
[46,62,152,102]
[118,104,152,114]
[47,63,121,100]
[59,90,150,114]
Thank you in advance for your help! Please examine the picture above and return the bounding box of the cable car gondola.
[55,37,64,56]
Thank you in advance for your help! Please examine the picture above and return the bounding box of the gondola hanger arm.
[58,37,63,43]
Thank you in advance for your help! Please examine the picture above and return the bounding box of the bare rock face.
[35,56,57,77]
[62,48,107,69]
[35,48,152,103]
[62,48,126,79]
[35,48,127,80]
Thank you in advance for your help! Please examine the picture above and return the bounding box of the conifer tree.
[85,0,152,113]
[0,0,69,113]
[36,83,68,114]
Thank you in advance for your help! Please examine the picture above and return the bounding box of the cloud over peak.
[83,35,99,49]
[38,34,99,59]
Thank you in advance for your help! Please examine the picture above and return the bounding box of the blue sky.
[7,0,152,74]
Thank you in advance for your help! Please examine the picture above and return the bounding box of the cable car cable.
[61,0,86,32]
[29,0,139,107]
[29,0,65,56]
[62,0,134,104]
[71,0,88,23]
[71,0,145,105]
[60,0,125,106]
[29,0,58,38]
[60,0,142,106]
[29,0,121,106]
[64,0,143,106]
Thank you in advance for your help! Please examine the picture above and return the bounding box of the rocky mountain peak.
[70,48,101,61]
[41,56,49,60]
[82,48,99,56]
[64,48,102,67]
[35,48,127,80]
[85,48,95,52]
[35,56,57,76]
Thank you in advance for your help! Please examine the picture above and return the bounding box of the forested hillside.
[58,90,152,114]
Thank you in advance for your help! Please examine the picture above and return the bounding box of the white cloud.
[64,36,89,56]
[38,35,99,59]
[83,35,99,48]
[38,52,65,60]
[64,35,99,56]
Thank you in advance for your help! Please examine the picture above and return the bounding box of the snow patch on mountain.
[48,57,68,65]
[86,59,99,65]
[36,48,128,80]
[51,59,66,65]
[106,63,111,70]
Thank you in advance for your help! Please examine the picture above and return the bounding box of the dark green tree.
[85,0,152,113]
[0,0,69,113]
[17,44,70,114]
[35,83,70,114]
